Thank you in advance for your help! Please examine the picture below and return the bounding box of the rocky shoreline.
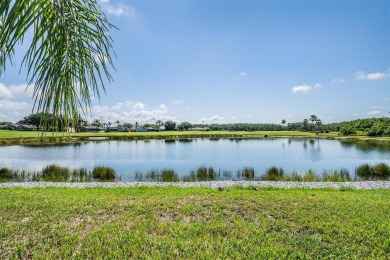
[1,181,390,189]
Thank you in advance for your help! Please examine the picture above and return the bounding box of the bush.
[340,126,356,136]
[262,167,285,181]
[41,164,70,181]
[356,163,390,180]
[372,163,390,179]
[92,166,116,181]
[241,167,255,180]
[355,164,372,180]
[0,167,14,180]
[194,166,216,181]
[160,169,179,182]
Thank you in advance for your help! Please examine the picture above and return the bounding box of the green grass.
[0,187,389,258]
[0,129,340,139]
[2,129,390,146]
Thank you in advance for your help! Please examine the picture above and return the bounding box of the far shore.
[1,130,390,146]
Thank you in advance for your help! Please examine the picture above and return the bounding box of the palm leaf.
[0,0,116,132]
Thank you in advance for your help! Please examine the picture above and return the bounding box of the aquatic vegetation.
[92,166,116,181]
[356,163,390,180]
[261,167,286,181]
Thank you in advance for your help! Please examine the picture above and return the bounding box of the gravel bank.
[1,181,390,189]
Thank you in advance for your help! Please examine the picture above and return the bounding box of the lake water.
[1,138,389,180]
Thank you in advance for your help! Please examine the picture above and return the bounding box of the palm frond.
[0,0,116,131]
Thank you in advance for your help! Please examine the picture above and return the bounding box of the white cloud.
[330,78,346,84]
[370,106,383,110]
[381,97,388,101]
[199,115,225,124]
[0,83,35,122]
[0,83,34,99]
[100,0,136,17]
[314,83,322,89]
[0,100,31,110]
[173,99,184,105]
[239,72,249,78]
[245,114,251,118]
[94,54,108,64]
[367,110,381,116]
[230,116,237,119]
[92,100,174,124]
[355,70,389,80]
[291,84,312,94]
[0,84,13,99]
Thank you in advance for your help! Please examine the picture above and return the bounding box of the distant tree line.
[2,113,389,137]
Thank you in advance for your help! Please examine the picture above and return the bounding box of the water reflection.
[1,138,389,181]
[339,139,390,153]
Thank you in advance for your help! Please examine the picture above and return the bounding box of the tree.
[309,115,318,124]
[164,121,176,131]
[0,1,115,129]
[92,119,102,128]
[281,119,286,126]
[302,119,309,131]
[179,122,192,131]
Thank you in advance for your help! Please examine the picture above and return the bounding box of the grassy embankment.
[2,129,388,146]
[0,187,389,258]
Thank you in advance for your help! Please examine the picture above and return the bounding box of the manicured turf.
[0,129,338,139]
[0,187,389,258]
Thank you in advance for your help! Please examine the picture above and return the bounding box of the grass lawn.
[0,129,345,139]
[0,187,389,258]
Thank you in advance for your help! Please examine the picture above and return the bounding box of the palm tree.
[281,119,286,127]
[309,115,318,125]
[0,1,115,129]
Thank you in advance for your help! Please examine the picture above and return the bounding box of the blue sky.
[0,0,389,124]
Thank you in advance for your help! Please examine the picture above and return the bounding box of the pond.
[1,138,389,181]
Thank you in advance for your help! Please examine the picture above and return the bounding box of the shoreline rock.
[1,181,390,189]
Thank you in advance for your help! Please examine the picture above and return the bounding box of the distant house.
[10,124,37,131]
[109,126,130,132]
[135,127,148,132]
[81,126,104,132]
[159,126,166,131]
[191,127,210,131]
[0,125,10,130]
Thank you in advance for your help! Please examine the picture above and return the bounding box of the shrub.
[195,166,216,181]
[0,167,14,180]
[340,126,356,136]
[355,163,390,180]
[372,163,390,179]
[355,164,372,180]
[160,169,179,182]
[41,164,70,181]
[241,167,255,180]
[0,167,23,181]
[92,166,116,181]
[262,167,285,181]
